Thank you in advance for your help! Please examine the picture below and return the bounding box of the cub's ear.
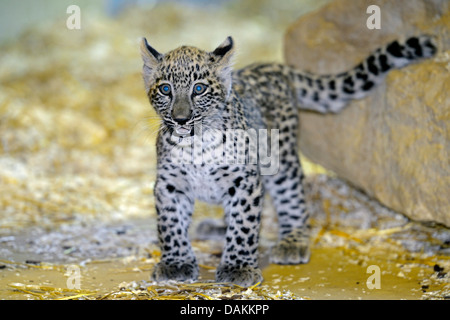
[210,36,235,64]
[140,37,162,92]
[210,36,235,99]
[140,37,162,65]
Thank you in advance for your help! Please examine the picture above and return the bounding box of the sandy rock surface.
[285,0,450,226]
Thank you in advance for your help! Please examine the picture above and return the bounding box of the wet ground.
[1,174,449,300]
[0,1,449,300]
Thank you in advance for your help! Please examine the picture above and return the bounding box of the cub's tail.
[292,35,437,113]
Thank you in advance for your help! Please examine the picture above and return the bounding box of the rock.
[284,0,450,227]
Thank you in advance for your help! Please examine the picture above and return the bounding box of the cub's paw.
[151,261,199,282]
[215,265,263,287]
[270,229,310,265]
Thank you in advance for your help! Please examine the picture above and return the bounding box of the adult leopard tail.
[291,35,437,113]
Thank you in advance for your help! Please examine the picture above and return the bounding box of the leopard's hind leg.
[262,108,310,265]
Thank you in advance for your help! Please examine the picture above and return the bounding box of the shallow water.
[1,191,449,300]
[0,247,433,300]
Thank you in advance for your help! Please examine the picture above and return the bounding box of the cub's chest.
[183,163,249,205]
[183,164,226,204]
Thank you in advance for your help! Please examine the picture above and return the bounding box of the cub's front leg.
[215,167,264,287]
[151,171,198,282]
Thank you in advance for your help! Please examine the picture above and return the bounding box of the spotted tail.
[292,35,437,113]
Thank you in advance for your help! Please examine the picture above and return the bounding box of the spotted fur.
[140,35,436,286]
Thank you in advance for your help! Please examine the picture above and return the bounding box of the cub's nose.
[174,118,189,125]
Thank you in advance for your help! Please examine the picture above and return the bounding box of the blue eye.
[159,84,171,95]
[193,83,207,95]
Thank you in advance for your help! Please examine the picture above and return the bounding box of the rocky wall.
[284,0,450,226]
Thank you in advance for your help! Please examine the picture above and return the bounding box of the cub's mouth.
[174,125,194,137]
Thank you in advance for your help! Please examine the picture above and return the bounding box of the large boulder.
[284,0,450,227]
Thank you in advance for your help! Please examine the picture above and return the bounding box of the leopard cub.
[139,35,436,286]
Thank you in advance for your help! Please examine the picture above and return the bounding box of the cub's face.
[140,37,234,137]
